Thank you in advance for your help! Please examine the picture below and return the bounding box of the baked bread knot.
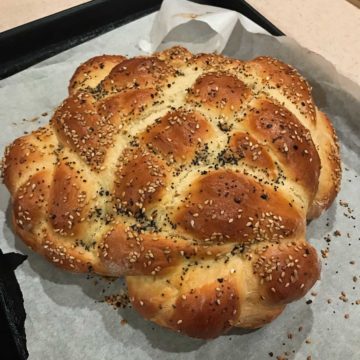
[2,47,341,339]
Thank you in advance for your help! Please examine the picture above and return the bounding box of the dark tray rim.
[0,0,283,80]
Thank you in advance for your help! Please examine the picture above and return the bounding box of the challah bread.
[2,47,341,339]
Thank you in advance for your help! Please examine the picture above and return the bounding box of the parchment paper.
[0,1,359,359]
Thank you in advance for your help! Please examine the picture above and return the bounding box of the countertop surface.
[247,0,360,86]
[1,0,359,85]
[0,0,90,33]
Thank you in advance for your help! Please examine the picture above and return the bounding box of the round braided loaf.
[2,47,341,339]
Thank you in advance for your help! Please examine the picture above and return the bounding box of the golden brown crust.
[169,279,240,338]
[49,161,91,237]
[127,266,242,339]
[114,147,168,215]
[41,232,95,273]
[99,224,181,276]
[98,224,228,277]
[52,92,111,171]
[307,111,341,219]
[2,126,56,194]
[97,88,156,124]
[13,170,52,235]
[101,57,172,93]
[245,56,316,124]
[155,46,193,66]
[188,72,252,115]
[175,170,304,244]
[69,55,126,94]
[229,132,277,178]
[191,52,243,71]
[141,110,213,162]
[244,99,321,203]
[253,242,320,304]
[2,47,341,339]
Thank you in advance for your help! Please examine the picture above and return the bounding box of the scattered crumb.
[104,291,130,309]
[339,291,348,302]
[321,248,329,258]
[305,339,312,344]
[22,116,39,122]
[333,230,341,237]
[350,261,355,265]
[344,314,350,319]
[120,319,128,326]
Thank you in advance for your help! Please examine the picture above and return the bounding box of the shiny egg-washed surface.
[2,47,341,338]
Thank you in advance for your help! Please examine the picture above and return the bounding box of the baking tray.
[0,1,283,359]
[0,0,283,80]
